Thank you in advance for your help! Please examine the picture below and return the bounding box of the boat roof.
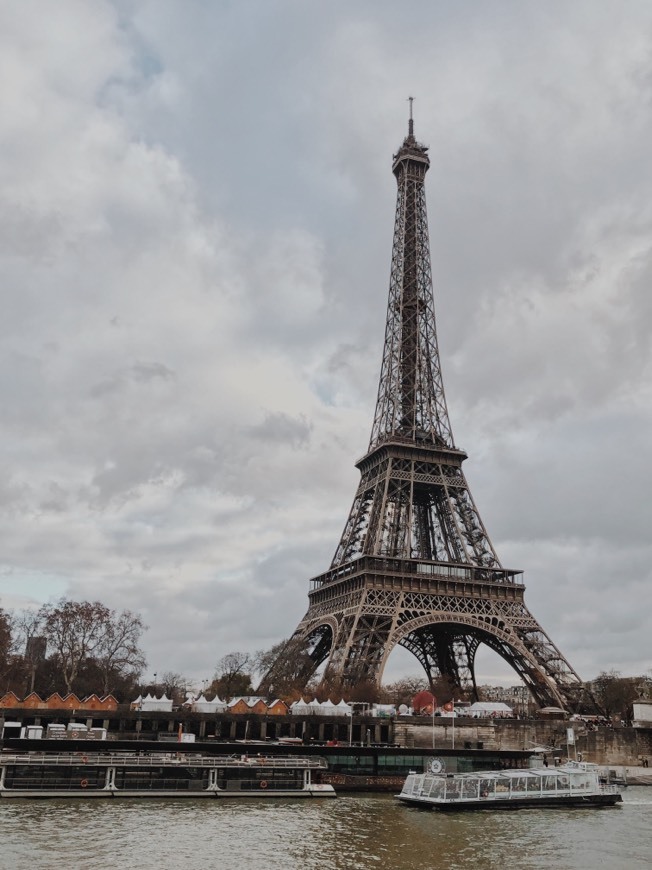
[0,752,328,769]
[421,762,598,781]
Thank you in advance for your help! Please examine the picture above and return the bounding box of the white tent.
[290,698,311,715]
[192,694,227,713]
[320,699,337,716]
[309,698,324,714]
[467,701,513,718]
[336,699,352,715]
[140,693,174,712]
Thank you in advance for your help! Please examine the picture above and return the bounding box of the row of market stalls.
[0,692,119,711]
[131,694,224,713]
[466,701,514,718]
[131,695,355,715]
[289,699,353,715]
[131,695,515,717]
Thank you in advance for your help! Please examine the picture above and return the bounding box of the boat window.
[428,779,445,799]
[327,755,373,774]
[3,764,105,791]
[478,777,494,797]
[461,778,478,799]
[377,753,423,774]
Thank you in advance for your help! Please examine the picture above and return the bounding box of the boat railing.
[0,753,327,770]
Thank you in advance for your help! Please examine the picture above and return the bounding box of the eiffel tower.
[261,108,583,709]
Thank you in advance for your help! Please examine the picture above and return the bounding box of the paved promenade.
[601,764,652,785]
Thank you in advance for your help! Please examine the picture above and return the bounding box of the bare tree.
[0,606,12,690]
[590,670,641,722]
[213,651,253,699]
[381,675,429,706]
[157,671,189,705]
[39,598,148,696]
[95,609,147,695]
[40,600,109,694]
[254,638,318,698]
[252,641,286,682]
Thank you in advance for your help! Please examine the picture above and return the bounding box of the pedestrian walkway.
[601,764,652,785]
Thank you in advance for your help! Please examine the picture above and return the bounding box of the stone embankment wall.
[397,718,652,765]
[4,705,651,766]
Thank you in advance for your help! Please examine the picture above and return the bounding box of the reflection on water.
[1,788,651,870]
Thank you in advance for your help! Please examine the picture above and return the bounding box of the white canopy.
[290,698,312,715]
[139,693,174,712]
[192,694,227,713]
[467,701,513,717]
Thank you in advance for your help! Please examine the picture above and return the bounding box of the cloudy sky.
[2,0,652,689]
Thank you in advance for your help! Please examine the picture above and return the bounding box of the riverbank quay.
[2,707,650,767]
[600,765,652,786]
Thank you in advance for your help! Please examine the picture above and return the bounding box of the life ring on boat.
[480,790,489,798]
[259,780,268,789]
[82,756,88,763]
[71,731,80,739]
[80,779,89,788]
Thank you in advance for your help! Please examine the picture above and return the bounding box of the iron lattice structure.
[260,117,583,709]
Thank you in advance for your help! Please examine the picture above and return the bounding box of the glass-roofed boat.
[397,760,622,811]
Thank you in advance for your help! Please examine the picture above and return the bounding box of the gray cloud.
[1,1,651,688]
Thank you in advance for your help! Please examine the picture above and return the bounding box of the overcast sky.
[2,1,651,690]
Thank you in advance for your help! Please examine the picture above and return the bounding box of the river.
[1,788,650,870]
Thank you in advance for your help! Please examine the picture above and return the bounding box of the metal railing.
[0,753,327,770]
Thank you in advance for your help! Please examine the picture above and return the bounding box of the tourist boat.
[396,760,622,810]
[0,751,336,799]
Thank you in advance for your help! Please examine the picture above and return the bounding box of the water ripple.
[1,788,650,870]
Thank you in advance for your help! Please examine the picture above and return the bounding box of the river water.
[1,788,650,870]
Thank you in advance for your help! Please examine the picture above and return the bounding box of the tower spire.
[408,95,414,136]
[370,105,452,451]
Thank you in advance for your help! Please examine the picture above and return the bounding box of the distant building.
[25,636,47,662]
[477,685,532,715]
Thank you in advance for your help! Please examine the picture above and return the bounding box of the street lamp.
[432,705,436,749]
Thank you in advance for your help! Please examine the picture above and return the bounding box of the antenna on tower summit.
[408,95,414,136]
